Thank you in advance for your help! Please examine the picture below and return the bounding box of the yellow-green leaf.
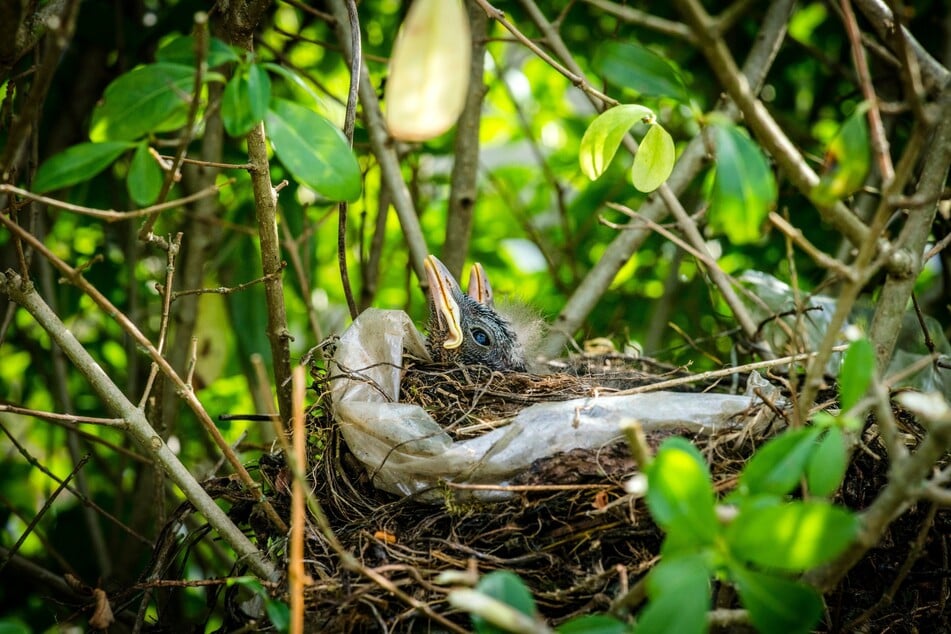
[631,123,675,192]
[579,104,653,180]
[813,103,870,205]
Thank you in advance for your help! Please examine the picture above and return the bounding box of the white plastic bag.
[329,308,779,502]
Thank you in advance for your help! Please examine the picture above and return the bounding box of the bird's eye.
[471,328,490,346]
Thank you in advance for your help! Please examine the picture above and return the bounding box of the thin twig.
[337,0,361,321]
[610,345,849,396]
[768,212,857,281]
[139,12,210,243]
[138,233,183,408]
[0,182,230,221]
[0,454,89,574]
[839,0,894,183]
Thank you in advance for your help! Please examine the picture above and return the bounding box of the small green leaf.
[33,141,133,193]
[265,99,362,202]
[472,571,537,634]
[731,566,822,634]
[90,63,197,141]
[222,63,272,137]
[557,614,630,634]
[592,40,689,101]
[708,123,776,244]
[813,103,870,205]
[579,104,654,180]
[126,142,164,206]
[636,555,710,634]
[156,34,241,67]
[738,427,820,496]
[838,337,875,412]
[646,437,717,545]
[631,123,675,192]
[726,500,859,570]
[806,427,848,497]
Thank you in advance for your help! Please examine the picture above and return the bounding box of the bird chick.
[424,255,527,372]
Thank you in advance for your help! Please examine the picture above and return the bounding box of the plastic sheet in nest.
[328,308,783,502]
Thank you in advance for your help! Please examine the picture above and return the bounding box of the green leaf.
[261,62,324,108]
[0,618,32,634]
[33,141,133,193]
[731,565,822,634]
[126,142,164,206]
[738,427,820,496]
[472,571,537,634]
[708,123,776,244]
[805,427,848,497]
[636,555,710,634]
[838,337,875,412]
[222,63,272,137]
[813,103,870,205]
[631,123,675,192]
[726,500,859,570]
[592,40,689,101]
[156,34,240,67]
[646,437,717,545]
[580,104,654,180]
[265,598,290,631]
[557,614,630,634]
[265,99,361,202]
[90,63,197,141]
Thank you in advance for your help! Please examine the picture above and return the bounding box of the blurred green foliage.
[1,0,948,630]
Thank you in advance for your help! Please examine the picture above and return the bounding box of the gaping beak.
[424,255,464,349]
[467,262,494,307]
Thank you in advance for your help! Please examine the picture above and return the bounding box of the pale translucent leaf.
[385,0,471,141]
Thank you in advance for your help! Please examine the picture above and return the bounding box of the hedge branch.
[0,271,277,581]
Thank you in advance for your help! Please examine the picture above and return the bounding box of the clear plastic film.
[329,308,781,502]
[740,271,951,397]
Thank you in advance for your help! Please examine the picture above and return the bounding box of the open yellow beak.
[424,255,464,349]
[467,262,494,307]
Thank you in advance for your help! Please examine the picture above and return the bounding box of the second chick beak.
[424,255,464,349]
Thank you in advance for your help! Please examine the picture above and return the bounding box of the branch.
[337,0,361,320]
[0,182,228,222]
[0,212,288,536]
[218,4,296,426]
[868,87,951,370]
[852,0,950,94]
[0,271,276,581]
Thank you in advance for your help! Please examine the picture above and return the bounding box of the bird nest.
[290,351,727,629]
[252,343,948,632]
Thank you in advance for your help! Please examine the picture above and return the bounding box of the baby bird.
[424,255,528,372]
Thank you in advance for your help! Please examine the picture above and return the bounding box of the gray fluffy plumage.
[424,255,528,372]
